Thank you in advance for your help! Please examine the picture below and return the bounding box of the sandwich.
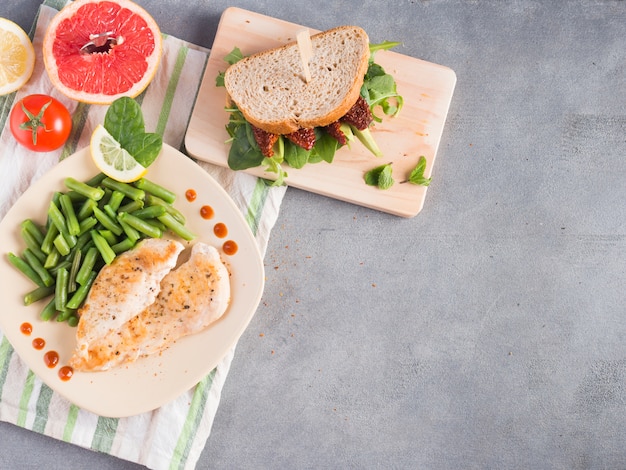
[217,26,403,185]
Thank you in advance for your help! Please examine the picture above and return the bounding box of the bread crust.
[224,26,370,135]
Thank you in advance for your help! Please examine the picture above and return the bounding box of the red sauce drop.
[20,322,32,335]
[185,189,197,202]
[200,205,214,219]
[32,337,45,350]
[58,366,74,381]
[44,350,59,368]
[214,222,228,238]
[223,240,238,256]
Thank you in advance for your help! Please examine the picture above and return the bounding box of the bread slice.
[224,26,370,135]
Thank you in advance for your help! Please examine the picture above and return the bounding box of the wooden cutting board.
[185,7,456,217]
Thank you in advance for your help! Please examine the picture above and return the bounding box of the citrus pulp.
[90,124,148,182]
[43,0,162,104]
[0,18,35,96]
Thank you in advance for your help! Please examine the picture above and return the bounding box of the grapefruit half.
[43,0,162,104]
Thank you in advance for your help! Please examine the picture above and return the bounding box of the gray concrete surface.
[1,1,625,469]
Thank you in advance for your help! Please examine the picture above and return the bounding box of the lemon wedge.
[0,18,35,95]
[90,124,147,183]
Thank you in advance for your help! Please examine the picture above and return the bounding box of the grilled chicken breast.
[69,242,231,371]
[71,238,184,367]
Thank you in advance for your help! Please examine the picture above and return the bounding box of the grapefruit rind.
[90,124,148,183]
[0,18,36,96]
[42,0,162,105]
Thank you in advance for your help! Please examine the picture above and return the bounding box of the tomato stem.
[19,100,53,145]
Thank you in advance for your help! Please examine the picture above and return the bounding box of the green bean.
[157,213,196,241]
[21,227,47,263]
[134,178,176,204]
[117,217,141,242]
[145,194,186,224]
[48,199,69,237]
[24,286,55,306]
[76,246,99,286]
[48,259,71,277]
[98,229,118,246]
[56,308,75,323]
[118,199,144,213]
[60,194,80,236]
[66,270,97,309]
[54,267,68,311]
[76,198,97,221]
[7,252,46,287]
[67,314,79,327]
[112,237,135,254]
[53,233,71,256]
[64,177,105,201]
[23,248,55,287]
[93,206,123,236]
[130,204,166,220]
[40,223,58,255]
[78,216,98,236]
[44,247,60,270]
[101,177,145,201]
[103,204,118,220]
[40,296,57,321]
[21,219,45,245]
[84,172,106,187]
[91,230,116,265]
[68,248,81,293]
[65,190,87,203]
[117,212,162,238]
[108,190,126,211]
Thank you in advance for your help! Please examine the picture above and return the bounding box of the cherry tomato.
[10,94,72,152]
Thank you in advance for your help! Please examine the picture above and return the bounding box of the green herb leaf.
[283,141,311,169]
[227,122,265,170]
[104,97,145,147]
[103,97,163,170]
[408,156,432,186]
[124,133,163,168]
[309,130,338,164]
[224,47,244,65]
[364,163,394,190]
[369,41,402,58]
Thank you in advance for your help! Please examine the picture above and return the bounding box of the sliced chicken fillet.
[71,238,184,366]
[69,242,231,371]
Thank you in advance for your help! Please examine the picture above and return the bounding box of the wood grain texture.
[185,7,456,217]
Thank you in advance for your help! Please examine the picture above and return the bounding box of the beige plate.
[185,7,457,218]
[0,144,264,417]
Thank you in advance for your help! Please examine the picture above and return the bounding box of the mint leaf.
[364,163,394,190]
[408,156,432,186]
[224,47,244,65]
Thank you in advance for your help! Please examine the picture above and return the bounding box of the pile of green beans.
[7,174,195,326]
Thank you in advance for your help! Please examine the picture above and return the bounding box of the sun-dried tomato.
[323,121,347,145]
[252,126,279,157]
[285,127,316,150]
[340,96,373,130]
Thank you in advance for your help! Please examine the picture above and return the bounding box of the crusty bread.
[224,26,370,135]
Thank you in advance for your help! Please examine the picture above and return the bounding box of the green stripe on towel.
[156,46,189,136]
[169,368,217,469]
[0,337,15,400]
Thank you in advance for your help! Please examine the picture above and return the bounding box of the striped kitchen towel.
[0,2,286,469]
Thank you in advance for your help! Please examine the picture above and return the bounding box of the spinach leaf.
[227,122,265,170]
[283,141,311,169]
[104,97,162,169]
[124,133,163,168]
[104,97,145,147]
[309,131,339,164]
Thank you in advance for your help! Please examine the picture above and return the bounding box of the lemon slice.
[90,124,147,183]
[0,18,35,95]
